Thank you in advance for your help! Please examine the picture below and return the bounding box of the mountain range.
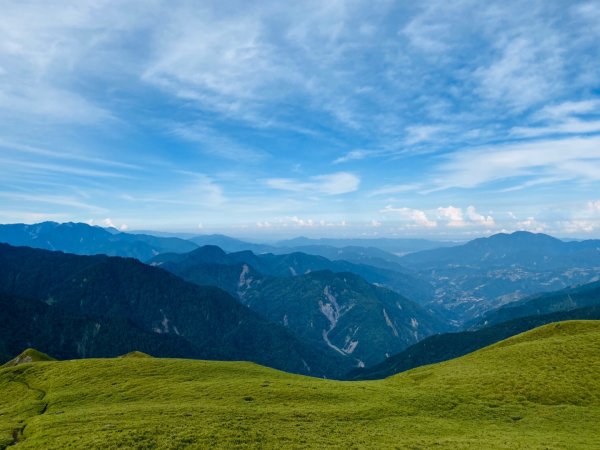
[0,244,349,377]
[0,222,197,261]
[476,279,600,328]
[153,244,435,303]
[275,236,457,255]
[1,222,600,384]
[400,231,600,322]
[153,245,446,367]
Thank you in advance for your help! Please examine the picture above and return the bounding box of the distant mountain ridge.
[401,231,600,269]
[399,231,600,322]
[153,245,435,304]
[0,222,198,261]
[476,279,600,328]
[275,236,457,255]
[189,234,277,254]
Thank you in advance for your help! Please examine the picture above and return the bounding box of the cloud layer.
[0,1,599,237]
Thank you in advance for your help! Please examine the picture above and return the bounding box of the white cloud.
[120,172,226,209]
[474,37,562,112]
[266,172,360,196]
[256,221,272,228]
[404,125,448,145]
[588,200,600,212]
[333,150,370,164]
[0,192,106,214]
[433,205,496,228]
[561,220,595,234]
[379,206,437,229]
[466,206,495,227]
[380,204,496,230]
[370,219,381,227]
[511,119,600,138]
[169,122,266,162]
[437,206,466,228]
[534,99,600,121]
[102,218,128,231]
[516,216,547,233]
[511,99,600,137]
[102,218,116,228]
[436,136,600,190]
[368,184,421,197]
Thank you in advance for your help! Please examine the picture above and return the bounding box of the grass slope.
[1,349,55,368]
[118,351,152,359]
[350,304,600,380]
[1,321,599,449]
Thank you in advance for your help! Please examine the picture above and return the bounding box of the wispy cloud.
[266,172,360,196]
[511,120,600,138]
[368,184,421,197]
[169,122,267,162]
[333,150,371,164]
[434,136,600,190]
[534,99,600,121]
[511,99,600,137]
[0,192,107,214]
[0,140,141,170]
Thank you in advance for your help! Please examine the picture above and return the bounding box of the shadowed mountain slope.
[0,244,351,377]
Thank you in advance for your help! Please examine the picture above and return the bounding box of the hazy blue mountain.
[349,304,600,380]
[189,234,277,254]
[275,236,457,255]
[153,245,435,304]
[276,245,408,271]
[0,222,198,261]
[475,279,600,328]
[399,231,600,323]
[401,231,600,269]
[0,244,351,377]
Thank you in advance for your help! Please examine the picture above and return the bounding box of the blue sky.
[1,0,600,239]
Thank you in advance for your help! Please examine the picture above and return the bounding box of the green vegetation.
[1,349,56,368]
[118,351,152,359]
[1,321,599,449]
[480,280,600,326]
[0,244,349,377]
[351,304,600,380]
[239,270,445,366]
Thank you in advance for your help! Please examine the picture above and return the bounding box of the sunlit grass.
[1,321,599,449]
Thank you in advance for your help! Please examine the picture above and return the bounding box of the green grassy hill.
[1,321,599,449]
[1,349,56,368]
[349,304,600,380]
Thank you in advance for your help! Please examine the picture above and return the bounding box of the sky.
[1,0,600,239]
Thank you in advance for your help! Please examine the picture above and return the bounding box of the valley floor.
[1,321,599,449]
